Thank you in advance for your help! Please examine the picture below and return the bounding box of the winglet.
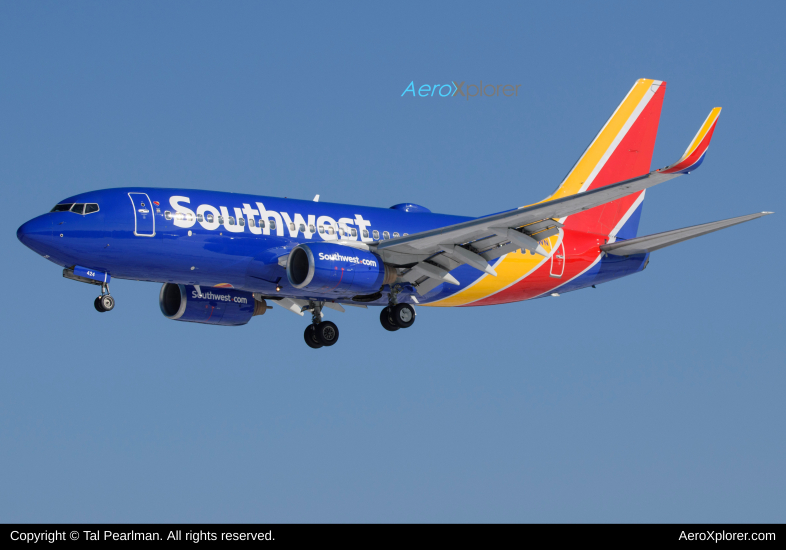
[660,107,721,174]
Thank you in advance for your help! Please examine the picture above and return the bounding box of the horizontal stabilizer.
[601,212,772,256]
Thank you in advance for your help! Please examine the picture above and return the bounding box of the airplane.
[16,79,773,348]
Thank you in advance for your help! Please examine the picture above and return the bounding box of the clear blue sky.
[1,1,784,522]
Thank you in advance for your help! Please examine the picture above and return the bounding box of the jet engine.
[159,283,268,326]
[286,243,396,295]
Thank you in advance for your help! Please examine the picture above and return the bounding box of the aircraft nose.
[17,215,53,252]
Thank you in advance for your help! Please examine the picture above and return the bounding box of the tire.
[392,303,415,328]
[100,295,115,312]
[304,325,323,349]
[380,307,399,331]
[315,321,339,346]
[94,297,105,312]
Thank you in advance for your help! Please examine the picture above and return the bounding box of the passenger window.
[339,229,345,237]
[71,204,85,214]
[248,219,255,227]
[205,213,214,223]
[362,230,369,238]
[309,224,315,233]
[197,213,204,222]
[239,217,245,226]
[164,211,172,220]
[218,216,224,224]
[259,220,266,228]
[318,226,325,234]
[393,232,400,238]
[269,220,276,230]
[186,213,194,222]
[372,230,379,240]
[289,223,295,231]
[85,203,99,214]
[327,227,335,235]
[51,203,74,212]
[403,233,408,236]
[383,231,390,240]
[351,228,357,237]
[299,223,305,233]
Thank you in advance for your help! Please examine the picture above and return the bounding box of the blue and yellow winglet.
[660,107,722,174]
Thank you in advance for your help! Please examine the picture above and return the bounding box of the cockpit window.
[50,202,99,214]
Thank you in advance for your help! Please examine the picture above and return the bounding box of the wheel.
[380,306,399,331]
[100,295,115,312]
[94,297,105,312]
[392,303,416,328]
[304,325,323,349]
[315,321,339,346]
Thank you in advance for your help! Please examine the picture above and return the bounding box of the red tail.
[552,79,666,238]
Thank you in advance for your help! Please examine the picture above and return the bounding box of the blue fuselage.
[17,187,474,304]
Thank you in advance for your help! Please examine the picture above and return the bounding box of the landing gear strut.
[380,284,416,331]
[302,301,340,349]
[94,283,115,312]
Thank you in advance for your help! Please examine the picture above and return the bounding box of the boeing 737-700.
[17,79,772,348]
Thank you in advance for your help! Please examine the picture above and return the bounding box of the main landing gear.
[94,283,115,312]
[380,285,416,332]
[300,287,416,348]
[303,301,340,349]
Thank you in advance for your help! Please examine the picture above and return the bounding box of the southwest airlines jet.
[17,80,772,348]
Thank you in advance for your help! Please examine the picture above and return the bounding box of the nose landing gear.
[302,301,340,349]
[94,284,115,312]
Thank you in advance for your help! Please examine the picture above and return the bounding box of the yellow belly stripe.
[426,235,558,307]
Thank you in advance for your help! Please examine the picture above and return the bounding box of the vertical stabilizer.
[546,79,666,238]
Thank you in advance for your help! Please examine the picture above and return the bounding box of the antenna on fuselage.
[313,195,320,202]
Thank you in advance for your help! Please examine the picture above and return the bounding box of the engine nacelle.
[159,283,267,326]
[286,242,396,295]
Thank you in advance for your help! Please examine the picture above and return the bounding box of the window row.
[164,211,255,227]
[50,203,100,215]
[163,211,406,240]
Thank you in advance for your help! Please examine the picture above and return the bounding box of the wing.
[600,212,772,256]
[371,108,721,294]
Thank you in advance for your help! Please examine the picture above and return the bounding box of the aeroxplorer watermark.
[401,81,521,100]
